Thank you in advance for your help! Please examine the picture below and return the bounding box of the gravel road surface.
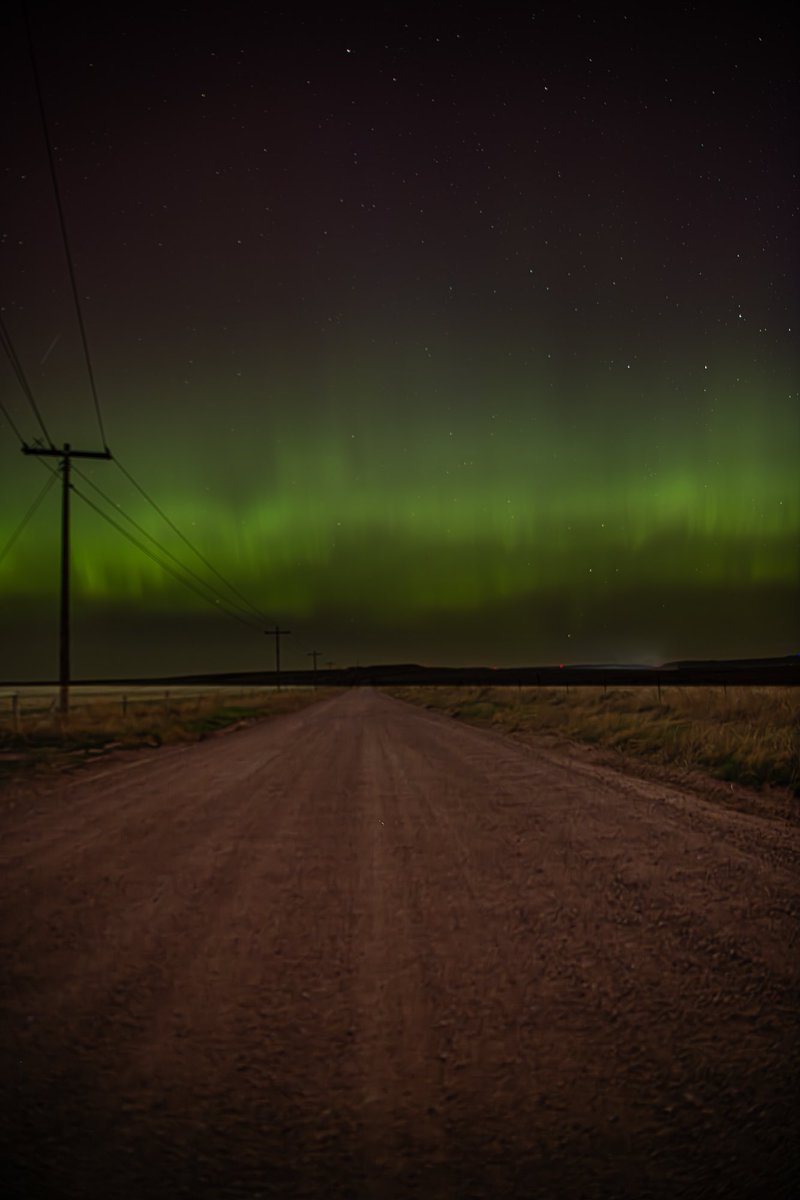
[1,688,798,1198]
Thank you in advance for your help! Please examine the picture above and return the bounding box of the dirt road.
[1,688,798,1198]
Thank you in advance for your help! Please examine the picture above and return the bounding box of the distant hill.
[5,655,798,689]
[663,654,799,670]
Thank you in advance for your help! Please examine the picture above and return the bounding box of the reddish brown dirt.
[1,688,798,1198]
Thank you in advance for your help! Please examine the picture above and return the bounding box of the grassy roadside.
[0,689,335,781]
[392,685,800,797]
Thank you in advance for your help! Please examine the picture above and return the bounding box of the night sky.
[1,5,797,679]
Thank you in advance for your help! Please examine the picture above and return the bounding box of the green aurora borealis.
[3,356,796,675]
[1,7,797,677]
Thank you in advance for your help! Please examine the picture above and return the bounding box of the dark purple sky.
[1,4,797,678]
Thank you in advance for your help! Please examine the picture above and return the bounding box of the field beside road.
[0,686,330,779]
[393,685,800,803]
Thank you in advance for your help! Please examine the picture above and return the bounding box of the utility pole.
[22,441,112,716]
[307,650,322,689]
[267,625,291,690]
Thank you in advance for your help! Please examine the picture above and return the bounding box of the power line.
[12,19,330,679]
[35,456,308,654]
[71,463,265,630]
[0,471,56,568]
[28,462,331,682]
[113,455,274,625]
[100,464,330,678]
[13,11,325,675]
[267,625,291,690]
[26,454,265,705]
[70,484,262,632]
[22,442,113,714]
[29,457,324,680]
[23,5,108,450]
[3,312,306,676]
[0,395,26,447]
[307,649,322,689]
[0,310,53,445]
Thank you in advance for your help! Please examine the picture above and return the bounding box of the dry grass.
[0,688,332,779]
[393,685,800,796]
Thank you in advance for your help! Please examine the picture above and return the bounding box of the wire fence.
[0,685,291,732]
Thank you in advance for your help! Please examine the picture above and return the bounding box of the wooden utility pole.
[307,649,322,688]
[22,441,112,715]
[267,625,291,690]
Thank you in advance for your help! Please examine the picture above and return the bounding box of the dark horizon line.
[2,654,798,690]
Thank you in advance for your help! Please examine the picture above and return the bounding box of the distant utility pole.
[267,625,291,690]
[22,441,112,716]
[307,650,322,688]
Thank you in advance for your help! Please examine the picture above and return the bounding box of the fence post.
[657,674,662,703]
[12,692,19,733]
[122,694,128,717]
